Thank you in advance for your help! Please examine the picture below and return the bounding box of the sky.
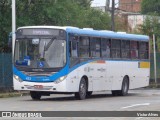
[91,0,119,7]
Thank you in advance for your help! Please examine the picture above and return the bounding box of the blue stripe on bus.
[13,59,149,82]
[69,59,95,72]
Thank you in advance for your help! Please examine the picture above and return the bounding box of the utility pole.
[153,33,157,87]
[111,0,115,31]
[12,0,16,57]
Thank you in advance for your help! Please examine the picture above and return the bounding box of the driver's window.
[69,35,78,58]
[69,35,79,67]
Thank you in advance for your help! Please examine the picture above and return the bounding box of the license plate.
[34,85,43,89]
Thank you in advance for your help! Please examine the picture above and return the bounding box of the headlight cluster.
[54,75,67,84]
[13,75,23,83]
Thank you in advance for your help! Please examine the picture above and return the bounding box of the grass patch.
[149,83,160,88]
[0,91,29,98]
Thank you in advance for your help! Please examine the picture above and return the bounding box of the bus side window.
[101,38,110,58]
[130,41,138,59]
[69,35,79,67]
[79,36,89,58]
[90,37,101,58]
[72,38,78,57]
[121,40,130,59]
[139,42,148,59]
[111,39,121,58]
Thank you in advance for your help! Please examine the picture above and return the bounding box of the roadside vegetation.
[0,0,111,52]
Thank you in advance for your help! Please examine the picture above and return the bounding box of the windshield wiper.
[44,37,56,51]
[42,37,56,59]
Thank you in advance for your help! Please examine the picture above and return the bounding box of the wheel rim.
[80,81,86,97]
[123,79,128,93]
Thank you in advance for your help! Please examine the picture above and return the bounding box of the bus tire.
[112,76,129,96]
[75,78,87,100]
[30,91,41,100]
[119,76,129,96]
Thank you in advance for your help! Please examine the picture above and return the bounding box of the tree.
[74,0,93,8]
[138,13,160,51]
[81,8,111,30]
[0,0,111,52]
[141,0,160,15]
[0,0,12,52]
[141,0,160,51]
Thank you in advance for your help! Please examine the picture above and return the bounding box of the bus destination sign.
[18,28,60,36]
[33,30,50,35]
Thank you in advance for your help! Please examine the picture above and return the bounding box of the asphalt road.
[0,88,160,120]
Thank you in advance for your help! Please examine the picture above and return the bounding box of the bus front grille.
[22,71,56,77]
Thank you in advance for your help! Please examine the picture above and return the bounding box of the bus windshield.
[14,38,66,69]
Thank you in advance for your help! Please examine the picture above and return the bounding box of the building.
[91,0,145,32]
[119,0,142,13]
[91,0,110,12]
[128,14,146,31]
[116,0,145,32]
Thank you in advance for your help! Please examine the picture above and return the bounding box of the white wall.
[128,15,146,30]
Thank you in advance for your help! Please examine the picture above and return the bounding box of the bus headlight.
[54,75,67,84]
[13,75,23,83]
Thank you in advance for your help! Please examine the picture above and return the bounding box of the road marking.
[135,117,143,120]
[121,103,150,109]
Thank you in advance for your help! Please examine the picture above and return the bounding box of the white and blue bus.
[13,26,150,100]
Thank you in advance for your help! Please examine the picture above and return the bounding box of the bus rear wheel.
[120,76,129,96]
[30,91,41,100]
[112,76,129,96]
[75,78,87,100]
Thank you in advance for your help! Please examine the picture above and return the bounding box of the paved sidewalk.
[129,88,160,96]
[93,88,160,96]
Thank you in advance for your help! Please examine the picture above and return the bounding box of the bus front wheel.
[75,78,87,100]
[30,91,41,100]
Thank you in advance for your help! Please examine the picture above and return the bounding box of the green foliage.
[139,13,160,51]
[141,0,160,15]
[0,0,111,52]
[141,0,160,51]
[0,0,12,52]
[74,0,93,8]
[81,9,111,29]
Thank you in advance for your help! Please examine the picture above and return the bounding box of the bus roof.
[17,26,67,30]
[66,27,149,42]
[17,26,149,41]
